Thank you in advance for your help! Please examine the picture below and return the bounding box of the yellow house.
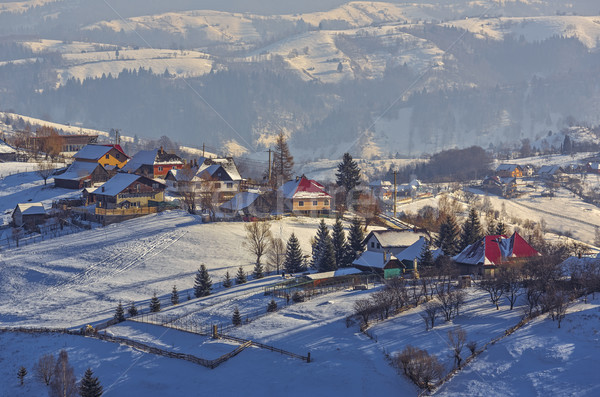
[91,173,165,213]
[73,144,129,168]
[496,164,523,178]
[279,175,331,215]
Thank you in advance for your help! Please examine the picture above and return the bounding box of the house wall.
[99,148,128,168]
[292,197,330,212]
[366,235,384,252]
[116,191,165,207]
[153,163,183,178]
[12,209,22,226]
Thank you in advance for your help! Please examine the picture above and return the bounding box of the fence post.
[307,352,311,363]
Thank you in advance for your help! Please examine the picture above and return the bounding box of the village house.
[538,165,568,182]
[54,161,109,189]
[495,164,523,178]
[481,176,517,197]
[453,232,540,277]
[12,202,46,228]
[278,175,331,215]
[220,191,272,219]
[0,138,17,162]
[352,250,405,279]
[368,180,392,200]
[90,173,166,214]
[121,147,184,178]
[73,144,129,169]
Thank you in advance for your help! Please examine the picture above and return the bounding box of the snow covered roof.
[496,164,521,172]
[55,161,101,181]
[453,232,539,266]
[0,138,15,154]
[220,192,261,211]
[14,202,45,215]
[94,173,145,196]
[210,157,242,181]
[369,180,392,188]
[305,267,362,280]
[352,251,399,269]
[73,144,113,160]
[395,237,427,262]
[279,176,330,199]
[538,165,563,175]
[365,229,428,249]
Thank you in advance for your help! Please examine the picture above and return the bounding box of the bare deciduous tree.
[49,350,76,397]
[243,221,272,266]
[34,353,55,386]
[422,302,440,330]
[267,237,285,274]
[354,298,375,326]
[479,277,504,310]
[37,160,55,185]
[447,326,467,368]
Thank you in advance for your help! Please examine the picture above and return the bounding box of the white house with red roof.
[453,232,540,276]
[278,175,331,215]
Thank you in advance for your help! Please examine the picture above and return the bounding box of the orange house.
[279,175,331,215]
[73,144,129,169]
[495,164,523,178]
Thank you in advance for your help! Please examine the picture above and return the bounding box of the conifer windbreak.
[347,217,366,262]
[437,214,461,257]
[460,207,483,250]
[284,233,304,273]
[194,265,212,297]
[336,152,361,193]
[331,216,349,267]
[79,368,103,397]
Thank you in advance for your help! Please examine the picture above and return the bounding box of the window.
[313,200,317,206]
[158,166,163,172]
[105,154,109,159]
[152,183,158,189]
[226,183,233,189]
[298,201,304,207]
[214,183,221,189]
[324,199,329,205]
[116,153,120,159]
[136,184,140,192]
[371,242,375,248]
[377,243,381,249]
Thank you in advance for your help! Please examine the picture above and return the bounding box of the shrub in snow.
[267,299,278,313]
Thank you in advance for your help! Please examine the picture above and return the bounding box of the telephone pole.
[267,148,272,184]
[202,143,205,157]
[393,170,397,218]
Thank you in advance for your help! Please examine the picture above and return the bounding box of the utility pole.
[114,129,120,145]
[393,170,397,218]
[202,143,205,157]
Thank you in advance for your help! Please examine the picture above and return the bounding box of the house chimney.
[578,252,582,259]
[101,186,105,192]
[160,146,164,154]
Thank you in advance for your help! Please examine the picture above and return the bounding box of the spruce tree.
[311,219,330,269]
[17,366,27,386]
[79,368,103,397]
[486,218,497,235]
[253,262,264,279]
[194,265,212,297]
[232,307,242,326]
[267,299,278,313]
[347,217,366,262]
[496,221,508,236]
[283,233,304,273]
[223,271,232,288]
[436,214,461,257]
[235,266,247,284]
[315,236,337,272]
[171,285,179,305]
[149,292,161,312]
[335,152,361,194]
[114,300,125,322]
[460,207,483,250]
[331,216,349,267]
[127,301,138,317]
[271,132,294,186]
[418,238,434,267]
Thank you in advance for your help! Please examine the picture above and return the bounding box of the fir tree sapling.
[236,266,247,284]
[114,300,125,323]
[79,368,103,397]
[223,271,233,288]
[232,307,242,326]
[253,262,264,279]
[347,217,366,262]
[127,301,138,317]
[194,265,212,297]
[17,366,27,386]
[150,292,161,312]
[171,285,179,305]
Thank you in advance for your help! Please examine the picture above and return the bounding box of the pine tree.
[486,217,497,235]
[232,307,242,326]
[253,262,264,279]
[267,299,278,313]
[331,216,349,267]
[150,292,161,312]
[114,300,125,322]
[496,221,508,236]
[171,285,179,305]
[223,271,233,288]
[79,368,103,397]
[437,214,461,257]
[460,207,483,250]
[315,236,337,272]
[235,266,247,284]
[347,217,366,262]
[418,238,434,267]
[283,233,304,273]
[271,132,294,186]
[17,366,26,386]
[127,301,138,317]
[335,152,361,194]
[194,265,212,298]
[311,219,330,268]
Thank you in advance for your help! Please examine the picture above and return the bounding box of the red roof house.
[278,175,331,215]
[453,232,540,276]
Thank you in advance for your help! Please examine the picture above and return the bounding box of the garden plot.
[368,288,527,373]
[437,295,600,396]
